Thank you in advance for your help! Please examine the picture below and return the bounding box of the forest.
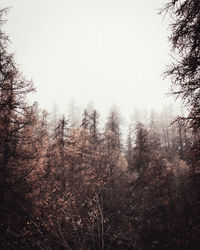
[0,0,200,249]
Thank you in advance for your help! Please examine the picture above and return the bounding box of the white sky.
[1,0,174,121]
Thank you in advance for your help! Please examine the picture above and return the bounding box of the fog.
[1,0,173,121]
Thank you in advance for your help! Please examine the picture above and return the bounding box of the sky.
[0,0,174,122]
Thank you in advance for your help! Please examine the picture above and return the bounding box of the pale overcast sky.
[1,0,173,121]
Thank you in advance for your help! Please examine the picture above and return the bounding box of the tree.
[125,124,133,168]
[130,122,150,182]
[0,8,41,248]
[89,109,100,145]
[105,108,122,152]
[161,3,200,247]
[162,0,200,131]
[81,109,90,130]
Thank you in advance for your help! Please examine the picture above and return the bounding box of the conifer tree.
[0,8,40,248]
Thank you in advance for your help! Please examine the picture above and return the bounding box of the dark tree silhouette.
[162,0,200,131]
[0,8,41,248]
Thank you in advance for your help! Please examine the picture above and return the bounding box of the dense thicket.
[1,2,200,249]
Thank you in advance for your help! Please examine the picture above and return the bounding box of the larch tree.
[163,0,200,126]
[162,0,200,170]
[89,109,100,145]
[81,109,90,130]
[104,108,122,181]
[105,108,122,152]
[0,8,41,248]
[125,124,133,168]
[130,122,150,182]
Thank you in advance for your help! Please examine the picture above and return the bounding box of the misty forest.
[0,1,200,249]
